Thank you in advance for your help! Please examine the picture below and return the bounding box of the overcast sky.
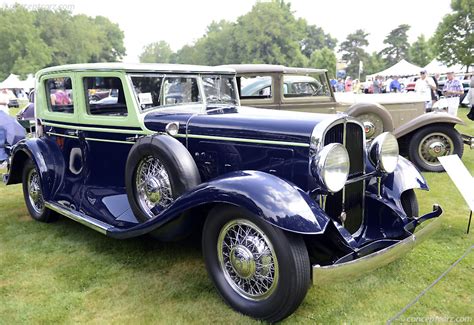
[3,0,453,62]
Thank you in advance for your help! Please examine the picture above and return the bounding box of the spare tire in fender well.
[125,135,201,222]
[346,102,394,132]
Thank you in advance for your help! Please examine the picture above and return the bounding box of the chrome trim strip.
[45,202,110,235]
[174,133,310,148]
[42,121,148,135]
[46,132,78,139]
[84,137,135,145]
[312,216,442,284]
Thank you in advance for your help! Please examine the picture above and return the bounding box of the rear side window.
[83,77,128,116]
[162,77,200,106]
[45,77,74,113]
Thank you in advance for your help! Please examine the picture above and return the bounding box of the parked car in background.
[225,64,467,172]
[3,63,442,322]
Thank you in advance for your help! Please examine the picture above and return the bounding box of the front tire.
[22,160,56,222]
[202,205,310,322]
[408,125,463,172]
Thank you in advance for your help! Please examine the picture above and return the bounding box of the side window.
[162,77,200,105]
[239,75,272,99]
[283,75,331,98]
[83,77,128,116]
[45,77,74,113]
[131,75,163,110]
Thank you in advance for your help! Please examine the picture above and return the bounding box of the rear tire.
[202,205,310,322]
[22,160,57,222]
[408,125,463,172]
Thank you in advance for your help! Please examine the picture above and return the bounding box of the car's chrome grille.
[323,120,365,234]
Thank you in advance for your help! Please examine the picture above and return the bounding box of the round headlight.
[312,143,350,193]
[369,132,399,173]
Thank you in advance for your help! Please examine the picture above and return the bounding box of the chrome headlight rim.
[368,132,399,174]
[312,143,350,193]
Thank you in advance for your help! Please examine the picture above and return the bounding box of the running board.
[45,201,111,235]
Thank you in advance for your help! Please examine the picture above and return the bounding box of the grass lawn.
[0,107,473,324]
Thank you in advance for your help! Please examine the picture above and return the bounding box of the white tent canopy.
[0,74,23,89]
[367,59,422,79]
[423,59,464,74]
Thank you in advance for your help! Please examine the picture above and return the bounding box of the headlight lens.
[369,132,399,173]
[312,143,350,193]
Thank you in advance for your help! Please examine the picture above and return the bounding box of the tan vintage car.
[223,64,467,172]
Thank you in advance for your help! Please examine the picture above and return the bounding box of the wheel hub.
[230,245,256,279]
[145,176,163,203]
[363,121,376,138]
[428,141,447,157]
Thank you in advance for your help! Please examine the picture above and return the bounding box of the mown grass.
[0,108,472,324]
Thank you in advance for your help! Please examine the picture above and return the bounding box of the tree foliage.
[364,51,387,78]
[338,29,369,78]
[433,0,473,70]
[139,41,175,63]
[308,48,336,78]
[380,24,411,66]
[140,0,337,70]
[0,5,126,79]
[409,35,435,67]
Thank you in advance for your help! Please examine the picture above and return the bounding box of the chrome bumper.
[312,205,442,284]
[462,133,474,149]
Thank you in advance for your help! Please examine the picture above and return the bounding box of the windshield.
[202,75,238,105]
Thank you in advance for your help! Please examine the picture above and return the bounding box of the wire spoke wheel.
[135,155,173,218]
[27,168,44,215]
[217,219,279,301]
[418,132,454,167]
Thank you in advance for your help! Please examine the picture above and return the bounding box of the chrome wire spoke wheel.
[135,155,173,218]
[27,168,44,215]
[418,132,454,167]
[217,219,279,301]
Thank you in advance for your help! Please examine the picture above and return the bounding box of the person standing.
[466,77,474,120]
[442,71,464,116]
[373,76,382,94]
[0,88,10,114]
[390,76,401,92]
[415,70,436,110]
[344,76,352,92]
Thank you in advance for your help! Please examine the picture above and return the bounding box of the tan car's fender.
[393,112,464,138]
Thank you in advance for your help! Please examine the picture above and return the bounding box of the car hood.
[144,105,341,145]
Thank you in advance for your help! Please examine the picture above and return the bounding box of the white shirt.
[415,77,436,101]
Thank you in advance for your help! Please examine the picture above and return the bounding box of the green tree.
[433,0,473,71]
[308,48,336,78]
[0,5,51,79]
[300,25,337,58]
[231,0,308,66]
[409,35,434,67]
[139,41,175,63]
[364,51,387,78]
[339,29,369,78]
[380,24,411,66]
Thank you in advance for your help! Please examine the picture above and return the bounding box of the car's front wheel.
[408,125,464,172]
[202,205,310,322]
[22,160,57,222]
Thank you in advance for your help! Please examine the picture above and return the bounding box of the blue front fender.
[107,171,330,239]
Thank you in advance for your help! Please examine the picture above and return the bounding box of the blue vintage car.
[4,63,442,322]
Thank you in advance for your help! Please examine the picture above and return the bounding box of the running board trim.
[45,201,110,235]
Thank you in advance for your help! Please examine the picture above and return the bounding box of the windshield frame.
[129,72,240,114]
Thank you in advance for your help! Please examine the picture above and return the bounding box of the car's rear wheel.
[202,205,310,322]
[22,160,57,222]
[408,125,463,172]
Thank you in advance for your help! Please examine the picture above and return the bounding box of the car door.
[75,72,144,226]
[38,73,85,211]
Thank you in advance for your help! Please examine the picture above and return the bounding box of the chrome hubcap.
[363,121,376,138]
[27,169,44,214]
[135,156,173,218]
[218,219,278,301]
[418,133,454,166]
[357,113,383,139]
